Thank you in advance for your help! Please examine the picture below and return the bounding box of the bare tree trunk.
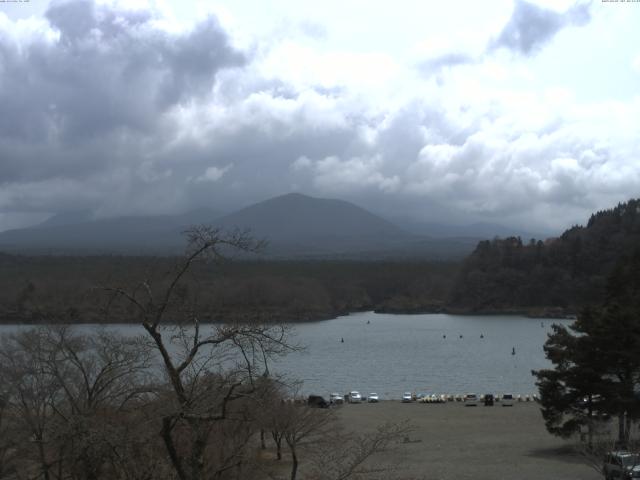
[260,429,266,450]
[587,396,593,450]
[162,417,188,480]
[36,435,51,480]
[190,426,208,480]
[618,412,626,447]
[272,431,282,460]
[290,445,298,480]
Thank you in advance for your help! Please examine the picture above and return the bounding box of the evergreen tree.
[533,250,640,447]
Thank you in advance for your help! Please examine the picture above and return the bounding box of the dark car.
[484,394,495,406]
[307,395,329,408]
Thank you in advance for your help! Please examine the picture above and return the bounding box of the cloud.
[489,0,591,55]
[193,164,232,183]
[0,0,637,235]
[292,155,400,194]
[0,0,244,182]
[418,52,475,76]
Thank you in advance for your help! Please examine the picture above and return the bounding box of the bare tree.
[309,421,413,480]
[104,226,297,480]
[0,329,62,480]
[0,375,19,479]
[281,403,335,480]
[0,326,156,480]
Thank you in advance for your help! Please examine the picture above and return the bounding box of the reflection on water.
[0,312,569,399]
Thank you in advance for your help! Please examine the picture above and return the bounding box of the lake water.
[272,312,570,398]
[0,312,570,399]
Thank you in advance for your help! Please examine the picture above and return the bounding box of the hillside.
[449,198,640,313]
[215,193,420,256]
[0,193,478,259]
[0,209,221,254]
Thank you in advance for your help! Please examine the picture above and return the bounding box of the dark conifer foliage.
[450,198,640,312]
[533,249,640,446]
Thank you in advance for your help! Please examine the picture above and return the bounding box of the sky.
[0,0,639,234]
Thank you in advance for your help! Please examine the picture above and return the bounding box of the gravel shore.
[334,400,602,480]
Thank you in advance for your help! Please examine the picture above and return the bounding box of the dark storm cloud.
[0,0,635,234]
[0,0,244,184]
[490,0,591,55]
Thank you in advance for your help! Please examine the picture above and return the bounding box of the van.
[502,394,514,406]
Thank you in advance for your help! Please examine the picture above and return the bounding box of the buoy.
[512,346,516,355]
[459,334,463,339]
[480,334,484,339]
[443,334,446,339]
[367,320,370,324]
[341,338,344,343]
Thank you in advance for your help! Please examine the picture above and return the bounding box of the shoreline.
[0,305,578,325]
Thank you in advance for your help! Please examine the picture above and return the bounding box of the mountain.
[214,193,414,255]
[0,193,479,258]
[448,198,640,313]
[0,208,222,254]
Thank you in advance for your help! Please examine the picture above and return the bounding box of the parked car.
[464,393,478,406]
[484,394,495,406]
[368,393,379,403]
[501,393,514,407]
[402,392,413,403]
[307,395,329,408]
[329,393,344,405]
[603,451,640,479]
[349,391,362,403]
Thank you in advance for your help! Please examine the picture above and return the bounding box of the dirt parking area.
[335,401,602,480]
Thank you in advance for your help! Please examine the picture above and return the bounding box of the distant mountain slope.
[214,193,415,255]
[449,198,640,313]
[0,209,221,254]
[0,193,479,259]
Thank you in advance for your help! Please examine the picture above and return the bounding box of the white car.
[329,393,344,405]
[501,393,514,407]
[349,391,362,403]
[402,392,413,403]
[464,393,478,406]
[368,393,379,403]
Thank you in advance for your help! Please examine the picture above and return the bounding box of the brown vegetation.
[0,226,412,480]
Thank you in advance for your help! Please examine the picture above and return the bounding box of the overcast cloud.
[0,0,638,233]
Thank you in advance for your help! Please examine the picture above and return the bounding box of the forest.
[1,198,640,323]
[449,198,640,314]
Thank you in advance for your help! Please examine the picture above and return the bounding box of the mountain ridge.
[0,193,517,259]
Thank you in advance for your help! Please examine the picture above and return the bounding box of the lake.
[272,312,569,398]
[0,312,570,399]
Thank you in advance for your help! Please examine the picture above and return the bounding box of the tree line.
[3,198,640,324]
[0,254,458,325]
[450,198,640,313]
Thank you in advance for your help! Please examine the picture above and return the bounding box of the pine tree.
[533,250,640,447]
